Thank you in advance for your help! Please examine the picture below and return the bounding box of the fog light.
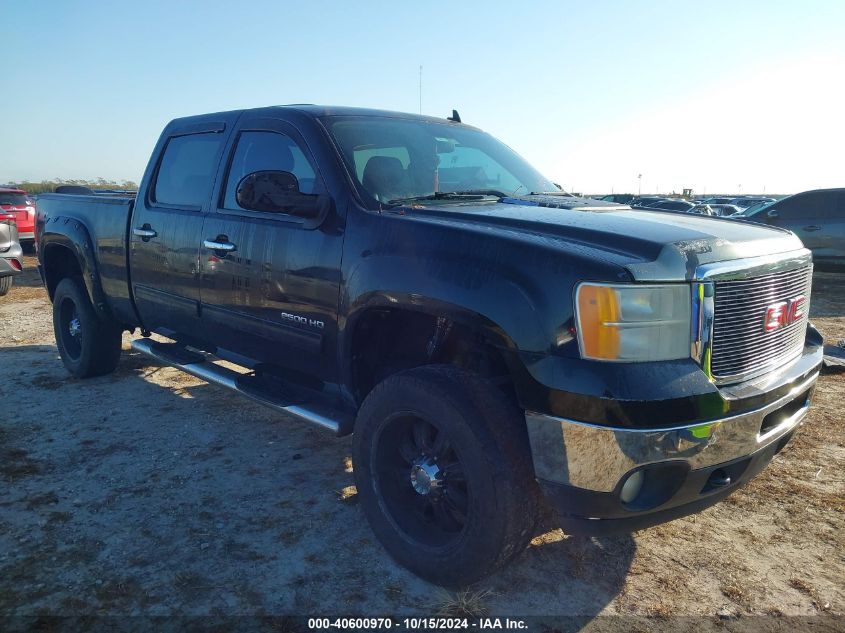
[619,470,645,503]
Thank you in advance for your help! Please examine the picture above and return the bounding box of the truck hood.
[399,195,805,281]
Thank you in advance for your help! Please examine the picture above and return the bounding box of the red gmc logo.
[764,295,806,332]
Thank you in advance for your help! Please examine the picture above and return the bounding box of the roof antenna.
[447,109,461,123]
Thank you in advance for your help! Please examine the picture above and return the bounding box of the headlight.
[575,283,691,361]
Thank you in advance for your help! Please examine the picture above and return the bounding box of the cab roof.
[276,104,464,123]
[167,104,477,131]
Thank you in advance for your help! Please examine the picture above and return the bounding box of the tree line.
[6,178,139,194]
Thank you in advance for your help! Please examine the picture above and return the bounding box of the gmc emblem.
[763,295,806,332]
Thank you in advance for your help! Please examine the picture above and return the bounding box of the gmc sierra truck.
[36,105,823,587]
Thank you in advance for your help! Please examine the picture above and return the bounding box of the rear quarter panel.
[37,194,138,325]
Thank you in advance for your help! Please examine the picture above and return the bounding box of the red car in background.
[0,187,36,245]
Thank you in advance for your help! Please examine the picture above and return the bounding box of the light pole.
[637,174,642,196]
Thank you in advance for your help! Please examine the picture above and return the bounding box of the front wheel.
[52,276,123,378]
[353,365,539,587]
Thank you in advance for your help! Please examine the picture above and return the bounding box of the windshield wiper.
[387,190,508,205]
[452,189,511,198]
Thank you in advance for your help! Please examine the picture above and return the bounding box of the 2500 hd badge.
[281,311,325,329]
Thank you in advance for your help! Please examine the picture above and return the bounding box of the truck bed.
[36,193,137,325]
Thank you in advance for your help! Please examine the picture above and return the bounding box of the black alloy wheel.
[353,364,539,587]
[52,276,123,378]
[375,414,470,547]
[58,295,84,361]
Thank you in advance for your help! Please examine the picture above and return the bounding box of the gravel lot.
[1,255,843,626]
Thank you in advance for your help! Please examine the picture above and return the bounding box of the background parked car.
[687,204,716,216]
[597,193,636,204]
[689,203,742,217]
[699,196,734,204]
[736,200,773,217]
[629,196,666,208]
[0,187,36,246]
[728,196,775,209]
[0,210,23,296]
[741,188,845,270]
[642,199,696,213]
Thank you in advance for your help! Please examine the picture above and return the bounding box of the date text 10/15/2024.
[307,618,528,630]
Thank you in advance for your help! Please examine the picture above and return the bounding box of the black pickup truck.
[36,105,823,586]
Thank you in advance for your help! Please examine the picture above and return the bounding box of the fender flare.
[344,291,521,352]
[340,253,548,400]
[40,216,110,319]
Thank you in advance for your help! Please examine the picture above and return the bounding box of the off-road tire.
[52,276,122,378]
[353,364,539,587]
[0,276,12,296]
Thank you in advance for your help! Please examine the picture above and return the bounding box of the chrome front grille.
[710,265,812,382]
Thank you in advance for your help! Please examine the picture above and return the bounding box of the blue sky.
[2,0,843,194]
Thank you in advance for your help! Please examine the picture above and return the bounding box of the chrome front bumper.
[526,371,818,493]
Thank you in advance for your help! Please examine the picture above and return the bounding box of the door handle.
[133,225,157,240]
[803,225,822,232]
[203,239,236,252]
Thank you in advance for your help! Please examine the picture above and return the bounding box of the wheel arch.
[342,292,534,407]
[40,220,109,318]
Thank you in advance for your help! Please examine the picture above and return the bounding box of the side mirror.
[236,170,325,219]
[767,209,779,219]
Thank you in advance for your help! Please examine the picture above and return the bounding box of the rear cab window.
[352,146,410,181]
[153,133,224,208]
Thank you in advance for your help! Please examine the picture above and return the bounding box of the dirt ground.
[1,254,843,626]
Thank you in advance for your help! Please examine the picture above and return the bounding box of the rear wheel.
[353,365,538,587]
[52,276,123,378]
[0,276,12,297]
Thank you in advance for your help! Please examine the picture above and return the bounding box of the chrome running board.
[131,338,352,435]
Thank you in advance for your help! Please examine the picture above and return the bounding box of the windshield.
[323,117,557,205]
[0,193,28,206]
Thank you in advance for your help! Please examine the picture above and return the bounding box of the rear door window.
[153,133,224,208]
